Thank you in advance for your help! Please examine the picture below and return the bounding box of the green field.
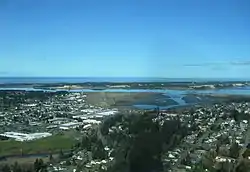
[0,134,77,156]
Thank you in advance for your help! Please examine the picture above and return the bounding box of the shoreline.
[1,89,250,110]
[0,81,250,91]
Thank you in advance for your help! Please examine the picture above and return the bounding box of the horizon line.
[1,76,250,78]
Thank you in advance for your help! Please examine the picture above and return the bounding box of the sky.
[0,0,250,78]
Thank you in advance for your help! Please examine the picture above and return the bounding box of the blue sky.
[0,0,250,78]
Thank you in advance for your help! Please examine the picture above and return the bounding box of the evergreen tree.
[193,162,207,172]
[34,158,46,172]
[181,152,192,166]
[92,140,108,160]
[41,167,48,172]
[49,153,53,162]
[34,158,40,172]
[70,146,74,156]
[12,161,22,172]
[38,158,44,166]
[59,149,64,159]
[229,142,241,158]
[235,160,248,172]
[1,164,11,172]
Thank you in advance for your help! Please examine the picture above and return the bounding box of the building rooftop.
[0,132,52,141]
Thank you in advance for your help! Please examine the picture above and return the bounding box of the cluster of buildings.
[2,89,250,172]
[0,91,118,142]
[188,82,250,90]
[41,100,250,172]
[161,102,250,171]
[0,132,52,141]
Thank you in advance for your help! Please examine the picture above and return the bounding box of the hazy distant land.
[0,80,249,91]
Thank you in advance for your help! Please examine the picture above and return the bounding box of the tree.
[193,162,207,172]
[128,131,163,172]
[100,111,188,172]
[81,134,91,151]
[229,142,241,159]
[41,167,48,172]
[12,161,22,172]
[235,159,249,172]
[49,153,53,162]
[21,164,34,172]
[1,164,11,172]
[34,158,47,172]
[59,149,64,159]
[92,140,108,160]
[181,152,192,166]
[38,159,44,168]
[217,134,230,145]
[202,151,215,171]
[34,158,40,172]
[65,159,71,166]
[40,159,48,172]
[127,114,163,172]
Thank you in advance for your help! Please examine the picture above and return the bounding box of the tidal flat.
[84,92,177,108]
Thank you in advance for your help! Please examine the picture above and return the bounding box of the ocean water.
[1,87,250,96]
[1,77,250,100]
[0,77,249,84]
[0,77,165,84]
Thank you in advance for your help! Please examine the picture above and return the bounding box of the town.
[1,0,249,171]
[0,90,250,172]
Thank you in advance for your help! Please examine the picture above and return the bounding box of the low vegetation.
[0,134,76,156]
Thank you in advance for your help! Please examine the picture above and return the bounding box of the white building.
[0,132,52,142]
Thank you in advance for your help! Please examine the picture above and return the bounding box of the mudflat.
[84,92,177,108]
